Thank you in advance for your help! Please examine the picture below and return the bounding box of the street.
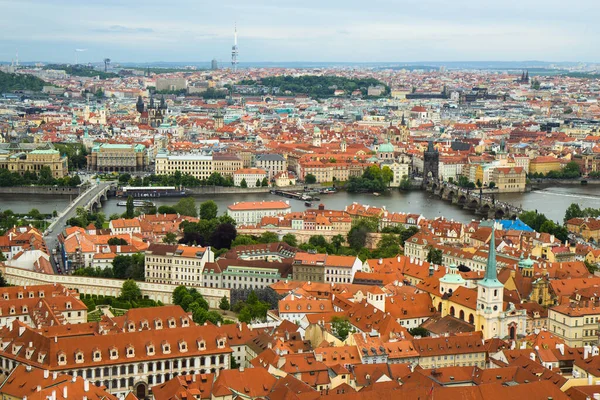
[44,181,113,274]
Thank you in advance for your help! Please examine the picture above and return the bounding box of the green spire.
[481,226,503,287]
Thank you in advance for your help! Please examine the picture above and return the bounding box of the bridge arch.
[458,194,467,205]
[495,208,507,219]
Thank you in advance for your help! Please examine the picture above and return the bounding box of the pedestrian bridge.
[426,181,523,220]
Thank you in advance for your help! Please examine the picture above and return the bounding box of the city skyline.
[1,0,599,64]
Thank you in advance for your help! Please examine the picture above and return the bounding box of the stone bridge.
[426,181,522,220]
[84,184,113,212]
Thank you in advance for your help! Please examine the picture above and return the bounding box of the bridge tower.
[423,140,439,184]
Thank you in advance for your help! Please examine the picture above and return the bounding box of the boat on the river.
[117,200,155,207]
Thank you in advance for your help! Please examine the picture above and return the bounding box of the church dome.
[377,142,394,153]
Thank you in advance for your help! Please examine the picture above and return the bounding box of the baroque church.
[432,227,528,340]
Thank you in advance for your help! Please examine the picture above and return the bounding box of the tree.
[308,235,328,248]
[476,179,482,188]
[125,196,135,219]
[162,232,178,244]
[331,234,345,251]
[219,296,230,311]
[427,247,443,265]
[70,175,81,186]
[118,173,131,184]
[381,166,394,186]
[305,174,317,184]
[174,197,198,217]
[261,177,269,187]
[408,327,429,337]
[373,234,401,258]
[256,179,262,187]
[199,200,218,221]
[157,205,178,214]
[347,220,374,251]
[231,235,257,247]
[565,203,584,223]
[107,237,128,246]
[173,286,190,306]
[331,316,353,341]
[282,233,298,247]
[240,178,248,188]
[258,231,279,243]
[210,223,237,249]
[121,279,141,301]
[399,175,411,191]
[488,182,496,189]
[28,208,42,220]
[0,270,6,287]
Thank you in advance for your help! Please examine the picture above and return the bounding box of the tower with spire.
[231,24,239,72]
[476,227,505,338]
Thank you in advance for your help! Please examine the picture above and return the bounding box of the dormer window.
[198,339,206,350]
[38,353,46,363]
[126,346,135,358]
[147,344,155,355]
[179,341,188,353]
[128,322,135,332]
[109,348,118,360]
[9,307,15,315]
[155,319,163,329]
[28,292,34,298]
[22,306,28,313]
[168,318,176,328]
[66,302,72,309]
[75,351,84,364]
[141,320,149,329]
[93,350,101,361]
[39,291,45,298]
[162,342,171,354]
[58,353,66,365]
[25,348,34,359]
[3,294,8,300]
[181,318,189,327]
[18,292,23,299]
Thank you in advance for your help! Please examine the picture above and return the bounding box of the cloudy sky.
[1,0,597,63]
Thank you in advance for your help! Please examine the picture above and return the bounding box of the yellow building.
[491,166,526,193]
[529,156,561,175]
[0,147,68,178]
[88,143,147,173]
[548,303,600,347]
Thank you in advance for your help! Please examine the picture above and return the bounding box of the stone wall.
[0,265,229,308]
[0,186,82,195]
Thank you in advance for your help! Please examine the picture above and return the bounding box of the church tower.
[312,126,322,147]
[340,138,347,153]
[477,227,505,338]
[215,108,224,130]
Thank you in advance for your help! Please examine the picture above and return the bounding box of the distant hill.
[43,64,118,79]
[0,71,47,92]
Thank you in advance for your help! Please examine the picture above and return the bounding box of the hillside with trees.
[0,71,47,92]
[44,64,118,79]
[238,75,390,97]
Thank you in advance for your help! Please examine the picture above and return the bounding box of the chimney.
[584,345,592,360]
[44,369,49,379]
[84,379,89,392]
[37,385,42,392]
[63,386,68,399]
[52,371,58,380]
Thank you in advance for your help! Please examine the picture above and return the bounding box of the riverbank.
[0,186,83,195]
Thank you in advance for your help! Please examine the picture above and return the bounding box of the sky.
[0,0,598,64]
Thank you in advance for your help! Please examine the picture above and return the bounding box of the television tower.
[231,24,239,72]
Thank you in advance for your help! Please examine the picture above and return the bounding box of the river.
[2,186,600,224]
